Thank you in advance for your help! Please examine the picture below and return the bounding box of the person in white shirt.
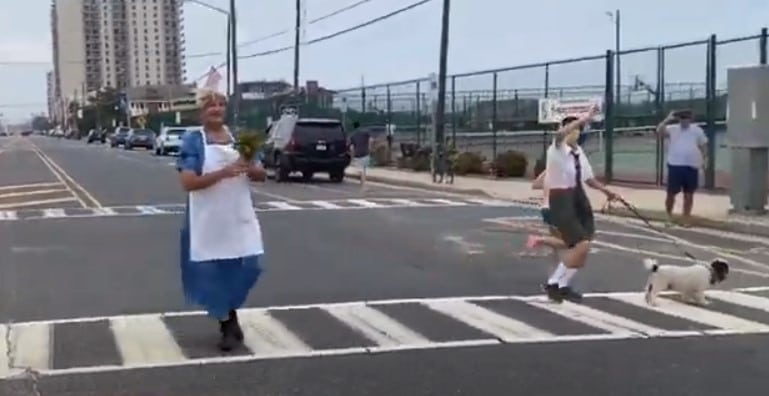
[540,107,620,303]
[655,109,707,227]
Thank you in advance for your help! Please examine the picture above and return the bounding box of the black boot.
[218,319,238,351]
[228,310,244,341]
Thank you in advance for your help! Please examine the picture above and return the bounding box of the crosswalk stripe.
[388,199,421,206]
[707,290,769,313]
[42,208,66,218]
[136,206,165,215]
[347,199,383,208]
[265,201,302,210]
[425,198,467,206]
[92,207,117,216]
[608,294,769,333]
[423,300,553,342]
[323,304,431,349]
[2,323,51,375]
[309,200,342,209]
[524,299,681,337]
[239,311,312,356]
[0,325,8,377]
[110,315,186,366]
[0,211,17,220]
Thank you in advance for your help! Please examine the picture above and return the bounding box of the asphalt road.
[1,135,768,396]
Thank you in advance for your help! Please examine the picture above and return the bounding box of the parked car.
[124,129,155,150]
[110,127,131,147]
[262,110,350,183]
[154,126,187,155]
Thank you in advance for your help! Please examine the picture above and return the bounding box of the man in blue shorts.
[656,109,707,227]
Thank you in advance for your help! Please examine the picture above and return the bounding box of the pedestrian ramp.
[0,197,516,221]
[2,287,769,379]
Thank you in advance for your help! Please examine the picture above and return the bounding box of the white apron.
[188,129,264,262]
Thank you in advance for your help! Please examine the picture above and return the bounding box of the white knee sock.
[558,268,578,287]
[547,263,567,285]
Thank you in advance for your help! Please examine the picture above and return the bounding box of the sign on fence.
[538,97,604,124]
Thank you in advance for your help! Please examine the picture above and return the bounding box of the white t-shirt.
[665,124,707,168]
[544,141,595,189]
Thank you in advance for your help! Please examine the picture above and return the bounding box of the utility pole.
[293,0,301,93]
[433,0,451,173]
[229,0,240,128]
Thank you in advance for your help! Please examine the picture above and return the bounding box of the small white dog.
[642,257,729,306]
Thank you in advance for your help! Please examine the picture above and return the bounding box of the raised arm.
[656,111,677,138]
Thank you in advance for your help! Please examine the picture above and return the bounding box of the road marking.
[422,300,553,342]
[0,188,70,200]
[42,208,66,218]
[707,290,769,313]
[443,235,485,255]
[249,187,298,202]
[30,147,88,208]
[110,315,186,366]
[0,182,64,192]
[524,298,683,337]
[0,211,18,220]
[92,207,117,216]
[608,294,769,333]
[136,205,165,215]
[323,304,431,349]
[30,143,102,208]
[0,325,7,377]
[264,201,302,210]
[425,198,467,206]
[4,322,51,375]
[0,197,78,210]
[239,311,312,355]
[347,199,384,208]
[388,199,421,206]
[309,200,343,209]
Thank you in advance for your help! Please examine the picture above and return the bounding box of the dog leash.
[610,197,699,262]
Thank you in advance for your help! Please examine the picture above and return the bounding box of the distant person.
[349,121,372,187]
[177,88,267,351]
[656,109,707,227]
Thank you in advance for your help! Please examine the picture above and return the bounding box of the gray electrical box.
[726,65,769,147]
[727,65,769,214]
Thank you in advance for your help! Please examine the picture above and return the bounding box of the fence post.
[604,50,615,183]
[655,47,666,185]
[541,64,551,157]
[705,34,717,189]
[361,86,366,114]
[416,81,422,146]
[386,85,392,162]
[451,76,456,147]
[761,27,768,64]
[492,72,498,161]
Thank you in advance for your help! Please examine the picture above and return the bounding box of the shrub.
[493,150,528,178]
[410,147,432,171]
[370,142,389,167]
[453,151,485,175]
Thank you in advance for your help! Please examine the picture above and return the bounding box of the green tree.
[31,115,50,131]
[87,87,121,128]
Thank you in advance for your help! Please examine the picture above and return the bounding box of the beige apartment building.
[51,0,185,104]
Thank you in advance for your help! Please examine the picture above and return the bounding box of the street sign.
[538,97,604,124]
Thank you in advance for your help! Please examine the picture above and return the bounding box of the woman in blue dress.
[177,88,267,351]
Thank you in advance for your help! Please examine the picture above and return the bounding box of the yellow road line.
[29,148,88,208]
[0,188,69,200]
[29,144,102,208]
[0,182,65,192]
[0,197,78,210]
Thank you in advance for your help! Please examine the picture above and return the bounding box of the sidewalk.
[346,166,769,235]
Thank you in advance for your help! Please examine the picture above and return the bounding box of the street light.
[605,10,621,104]
[184,0,232,99]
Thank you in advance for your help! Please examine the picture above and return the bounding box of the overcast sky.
[0,0,766,122]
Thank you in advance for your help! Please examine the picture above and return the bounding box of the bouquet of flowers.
[234,130,266,162]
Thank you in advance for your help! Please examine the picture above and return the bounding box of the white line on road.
[264,201,302,210]
[1,322,51,376]
[136,206,165,215]
[0,182,64,192]
[91,207,117,216]
[347,199,383,208]
[0,211,18,220]
[42,208,66,218]
[239,311,312,355]
[0,188,70,200]
[0,197,77,210]
[110,315,186,366]
[249,187,298,202]
[323,303,431,348]
[309,200,343,209]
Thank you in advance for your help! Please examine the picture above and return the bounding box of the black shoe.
[559,286,583,303]
[228,310,244,342]
[542,283,563,303]
[218,320,239,352]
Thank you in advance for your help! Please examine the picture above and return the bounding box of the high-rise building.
[51,0,185,103]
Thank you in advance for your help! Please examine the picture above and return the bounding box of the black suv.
[262,118,350,182]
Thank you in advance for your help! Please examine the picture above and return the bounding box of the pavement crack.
[4,321,44,396]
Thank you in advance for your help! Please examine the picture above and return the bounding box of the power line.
[186,0,376,59]
[193,0,432,81]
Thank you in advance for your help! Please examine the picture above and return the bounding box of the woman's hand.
[246,161,267,182]
[217,161,248,179]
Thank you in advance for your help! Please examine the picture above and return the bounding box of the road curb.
[345,170,493,198]
[348,169,769,236]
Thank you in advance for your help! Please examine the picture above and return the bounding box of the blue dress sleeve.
[177,132,203,175]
